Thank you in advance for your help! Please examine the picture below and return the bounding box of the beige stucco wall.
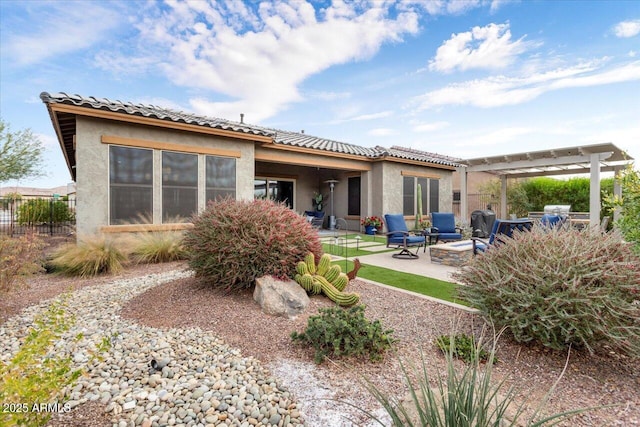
[75,117,255,236]
[376,161,454,231]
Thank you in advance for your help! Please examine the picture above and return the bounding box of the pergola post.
[589,152,601,227]
[500,175,507,219]
[458,166,468,223]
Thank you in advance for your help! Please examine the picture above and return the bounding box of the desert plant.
[131,231,186,264]
[294,252,360,306]
[435,334,494,364]
[184,198,322,291]
[48,235,126,277]
[291,305,395,364]
[606,164,640,254]
[358,341,590,426]
[453,225,640,357]
[0,298,83,427]
[0,233,45,291]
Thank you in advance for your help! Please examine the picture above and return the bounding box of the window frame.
[254,176,296,210]
[108,145,153,225]
[347,176,361,216]
[206,155,237,203]
[402,175,440,216]
[162,151,199,223]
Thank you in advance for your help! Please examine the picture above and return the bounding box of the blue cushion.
[437,232,462,241]
[384,214,408,236]
[431,212,457,233]
[388,235,424,245]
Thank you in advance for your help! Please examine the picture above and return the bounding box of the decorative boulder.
[254,275,310,319]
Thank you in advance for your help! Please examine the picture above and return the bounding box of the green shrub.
[16,198,74,225]
[0,299,83,427]
[291,305,396,364]
[359,343,589,426]
[435,334,494,364]
[184,198,322,291]
[453,226,640,357]
[607,165,640,254]
[131,231,186,264]
[0,233,44,292]
[49,235,126,277]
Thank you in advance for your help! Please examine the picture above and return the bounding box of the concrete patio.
[319,233,460,283]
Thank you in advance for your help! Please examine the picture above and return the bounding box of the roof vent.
[301,130,305,134]
[240,113,244,124]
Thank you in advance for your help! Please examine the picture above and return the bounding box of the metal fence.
[0,197,76,236]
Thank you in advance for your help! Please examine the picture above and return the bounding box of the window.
[403,175,439,216]
[348,176,361,216]
[206,156,236,202]
[110,146,153,224]
[162,151,198,222]
[254,177,294,209]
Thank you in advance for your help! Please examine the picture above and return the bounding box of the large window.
[110,146,153,224]
[348,176,361,216]
[206,156,236,202]
[254,177,294,209]
[403,175,439,216]
[162,151,198,222]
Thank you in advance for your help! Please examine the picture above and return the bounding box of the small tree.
[0,118,46,184]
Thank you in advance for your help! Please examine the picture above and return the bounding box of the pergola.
[458,143,634,226]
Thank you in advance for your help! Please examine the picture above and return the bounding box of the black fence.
[0,197,76,236]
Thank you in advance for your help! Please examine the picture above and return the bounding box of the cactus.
[316,253,332,276]
[293,252,360,306]
[415,183,423,230]
[296,261,309,276]
[324,265,341,283]
[332,273,348,292]
[304,253,316,274]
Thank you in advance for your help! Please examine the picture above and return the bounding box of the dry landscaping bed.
[1,262,638,426]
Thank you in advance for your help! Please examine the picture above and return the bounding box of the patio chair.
[384,214,426,259]
[304,210,325,229]
[472,218,533,255]
[430,212,463,243]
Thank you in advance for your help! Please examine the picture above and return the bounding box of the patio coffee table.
[429,240,474,266]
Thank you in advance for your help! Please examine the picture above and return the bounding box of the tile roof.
[40,92,460,168]
[386,146,463,167]
[40,92,272,138]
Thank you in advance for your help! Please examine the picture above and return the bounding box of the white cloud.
[368,128,394,136]
[412,121,450,132]
[1,2,120,66]
[350,111,394,121]
[34,133,58,148]
[306,90,352,101]
[613,19,640,38]
[412,60,640,109]
[124,1,420,122]
[429,22,535,72]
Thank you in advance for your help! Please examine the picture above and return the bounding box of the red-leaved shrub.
[184,198,322,291]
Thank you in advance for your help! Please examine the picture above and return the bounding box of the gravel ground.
[1,262,639,426]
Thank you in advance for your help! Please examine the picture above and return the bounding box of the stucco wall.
[75,117,255,236]
[376,161,454,231]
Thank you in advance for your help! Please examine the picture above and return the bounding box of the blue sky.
[1,0,639,188]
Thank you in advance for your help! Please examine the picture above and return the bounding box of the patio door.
[254,177,295,209]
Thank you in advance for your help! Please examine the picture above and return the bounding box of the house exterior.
[41,92,462,237]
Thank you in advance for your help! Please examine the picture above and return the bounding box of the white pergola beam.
[466,153,612,173]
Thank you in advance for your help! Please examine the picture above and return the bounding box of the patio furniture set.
[381,210,563,266]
